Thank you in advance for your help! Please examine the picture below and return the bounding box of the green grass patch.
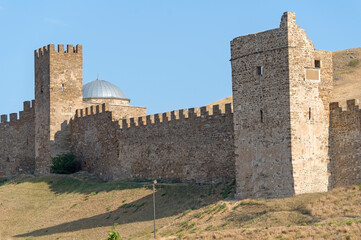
[191,212,203,219]
[0,178,11,186]
[133,202,146,212]
[220,180,236,199]
[205,225,213,231]
[120,203,136,209]
[240,200,261,206]
[348,59,360,67]
[178,209,192,218]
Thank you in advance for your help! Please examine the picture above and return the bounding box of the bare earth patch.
[332,47,361,105]
[0,174,360,239]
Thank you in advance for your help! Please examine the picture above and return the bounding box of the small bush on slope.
[51,153,81,174]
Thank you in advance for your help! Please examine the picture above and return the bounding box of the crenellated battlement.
[330,99,360,113]
[71,101,235,184]
[119,103,233,129]
[34,44,82,58]
[329,98,361,188]
[74,103,110,118]
[73,103,233,130]
[0,100,35,124]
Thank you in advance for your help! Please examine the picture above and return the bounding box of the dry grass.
[207,96,233,107]
[332,47,361,105]
[0,174,360,240]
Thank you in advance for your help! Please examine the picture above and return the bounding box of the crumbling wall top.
[280,11,296,28]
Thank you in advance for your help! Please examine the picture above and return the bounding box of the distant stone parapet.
[120,103,232,128]
[75,103,109,118]
[0,100,35,124]
[74,103,232,129]
[330,99,360,112]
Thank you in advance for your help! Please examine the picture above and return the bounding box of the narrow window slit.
[257,66,263,76]
[260,110,264,123]
[309,107,311,120]
[315,60,321,68]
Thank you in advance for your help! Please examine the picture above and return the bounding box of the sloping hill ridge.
[0,174,360,239]
[209,47,361,107]
[332,47,361,103]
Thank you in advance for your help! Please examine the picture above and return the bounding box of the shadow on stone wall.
[327,114,334,191]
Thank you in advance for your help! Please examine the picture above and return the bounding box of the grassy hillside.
[332,47,361,104]
[206,96,233,108]
[0,173,360,239]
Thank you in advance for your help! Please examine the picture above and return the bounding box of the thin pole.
[153,180,157,239]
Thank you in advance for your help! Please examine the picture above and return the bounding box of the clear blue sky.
[0,0,360,115]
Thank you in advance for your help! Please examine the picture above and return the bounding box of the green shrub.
[0,178,10,186]
[348,59,360,67]
[104,224,121,240]
[51,153,81,174]
[104,229,121,240]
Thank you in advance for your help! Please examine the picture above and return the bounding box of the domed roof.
[83,78,127,99]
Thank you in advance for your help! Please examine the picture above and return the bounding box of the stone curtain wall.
[0,101,35,178]
[82,97,147,122]
[108,105,147,121]
[71,103,235,183]
[83,98,131,106]
[329,99,361,188]
[71,104,119,181]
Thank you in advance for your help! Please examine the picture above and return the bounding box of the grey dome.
[83,79,127,99]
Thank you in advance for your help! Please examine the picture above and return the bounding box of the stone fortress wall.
[0,101,36,178]
[70,103,235,183]
[329,99,361,188]
[0,12,360,199]
[82,98,147,121]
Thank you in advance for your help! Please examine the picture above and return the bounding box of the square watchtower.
[34,44,83,174]
[231,12,333,199]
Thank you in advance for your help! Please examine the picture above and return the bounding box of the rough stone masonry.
[0,12,360,199]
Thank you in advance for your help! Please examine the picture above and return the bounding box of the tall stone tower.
[231,12,333,199]
[34,44,83,174]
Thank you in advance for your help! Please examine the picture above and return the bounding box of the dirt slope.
[332,47,361,103]
[0,174,360,240]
